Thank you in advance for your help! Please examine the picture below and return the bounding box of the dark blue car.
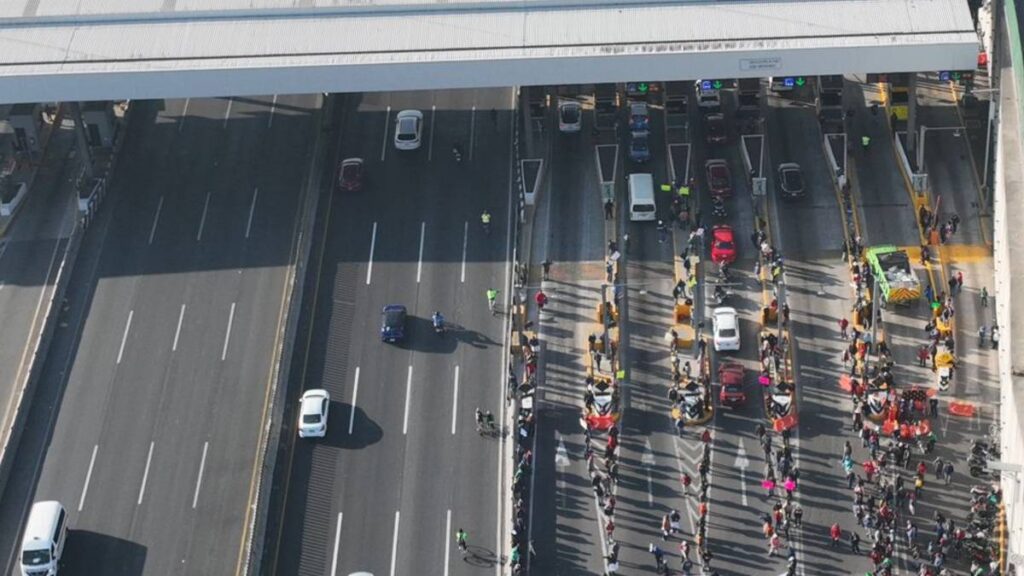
[381,305,407,343]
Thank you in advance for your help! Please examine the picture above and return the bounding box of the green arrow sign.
[712,80,723,90]
[794,77,806,87]
[637,83,649,93]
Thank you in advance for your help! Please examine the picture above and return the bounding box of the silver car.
[298,389,330,438]
[394,109,423,150]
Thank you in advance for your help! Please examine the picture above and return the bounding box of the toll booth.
[81,101,116,148]
[7,103,43,154]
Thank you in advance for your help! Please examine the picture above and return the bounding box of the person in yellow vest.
[661,183,673,194]
[677,183,690,199]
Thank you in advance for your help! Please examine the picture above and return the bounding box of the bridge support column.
[69,102,94,180]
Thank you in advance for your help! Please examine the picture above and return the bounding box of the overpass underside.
[0,0,979,102]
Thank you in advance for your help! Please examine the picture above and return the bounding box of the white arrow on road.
[735,439,750,506]
[643,438,656,506]
[556,433,571,506]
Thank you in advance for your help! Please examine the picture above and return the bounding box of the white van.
[21,501,67,576]
[628,173,656,221]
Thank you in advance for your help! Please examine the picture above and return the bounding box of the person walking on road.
[981,286,989,307]
[681,472,692,496]
[456,528,468,553]
[943,462,955,485]
[830,523,842,547]
[661,514,672,541]
[861,135,871,150]
[486,288,499,314]
[992,325,1000,349]
[979,325,988,347]
[839,317,849,340]
[850,531,861,553]
[649,543,666,572]
[535,290,548,311]
[604,199,614,220]
[541,259,552,281]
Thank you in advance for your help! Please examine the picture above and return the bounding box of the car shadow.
[61,530,146,576]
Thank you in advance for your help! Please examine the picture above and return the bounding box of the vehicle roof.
[302,389,328,401]
[383,304,407,312]
[779,162,801,170]
[714,306,738,318]
[22,501,63,546]
[341,157,364,165]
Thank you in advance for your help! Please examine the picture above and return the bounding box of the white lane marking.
[0,242,6,291]
[137,441,154,505]
[389,510,401,576]
[172,304,185,352]
[267,95,278,128]
[380,105,391,162]
[78,444,98,512]
[223,98,233,128]
[245,187,259,239]
[460,221,468,283]
[428,104,437,161]
[179,98,190,132]
[221,302,236,361]
[403,365,413,435]
[192,441,208,509]
[116,310,134,364]
[148,195,164,245]
[735,439,751,507]
[416,221,426,283]
[196,191,211,242]
[366,222,377,285]
[451,366,460,435]
[469,104,477,161]
[348,367,360,435]
[444,509,452,576]
[330,512,343,576]
[642,438,655,506]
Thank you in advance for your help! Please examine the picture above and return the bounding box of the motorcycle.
[452,145,463,163]
[712,286,733,305]
[711,198,727,219]
[432,313,446,335]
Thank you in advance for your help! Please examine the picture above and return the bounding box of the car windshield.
[342,165,359,180]
[385,309,405,326]
[632,136,649,151]
[710,167,728,186]
[302,413,322,424]
[562,106,580,123]
[398,119,417,138]
[22,550,50,566]
[784,170,803,189]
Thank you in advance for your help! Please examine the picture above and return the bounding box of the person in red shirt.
[830,523,842,547]
[535,290,548,310]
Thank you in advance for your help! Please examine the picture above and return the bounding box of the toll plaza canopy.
[0,0,979,103]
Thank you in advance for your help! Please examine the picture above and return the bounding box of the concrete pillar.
[69,102,94,180]
[906,74,918,165]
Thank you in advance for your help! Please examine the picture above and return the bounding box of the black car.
[777,163,805,199]
[381,304,407,343]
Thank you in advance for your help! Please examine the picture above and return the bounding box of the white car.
[558,100,582,133]
[394,109,423,150]
[298,389,330,438]
[712,307,740,352]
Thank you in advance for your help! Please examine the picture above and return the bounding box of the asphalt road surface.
[0,94,320,576]
[268,88,515,576]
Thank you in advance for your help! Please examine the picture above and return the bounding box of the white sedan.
[712,307,740,352]
[394,109,423,150]
[298,389,330,438]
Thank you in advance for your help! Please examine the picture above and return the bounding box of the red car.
[705,159,732,198]
[711,225,737,264]
[718,362,746,406]
[337,157,365,192]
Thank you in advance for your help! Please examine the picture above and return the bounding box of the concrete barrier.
[242,94,333,576]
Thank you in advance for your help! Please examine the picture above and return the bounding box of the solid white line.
[116,310,133,364]
[223,99,233,128]
[78,444,98,512]
[267,95,278,128]
[173,304,185,351]
[416,222,426,283]
[403,366,413,435]
[348,367,360,435]
[196,191,211,241]
[137,441,154,505]
[366,222,377,285]
[245,187,259,239]
[428,104,437,162]
[192,441,208,509]
[380,105,391,162]
[444,509,452,576]
[179,98,190,132]
[461,221,468,283]
[469,105,477,161]
[221,302,236,361]
[330,513,343,576]
[451,366,460,435]
[148,195,164,245]
[390,511,401,576]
